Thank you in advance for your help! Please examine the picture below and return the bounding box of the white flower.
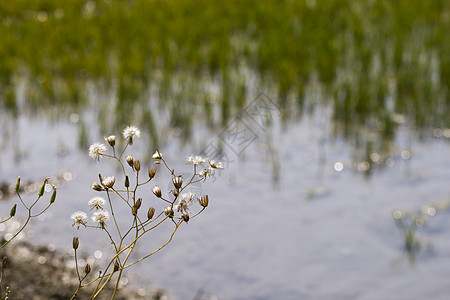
[209,160,224,169]
[92,211,109,226]
[105,135,116,147]
[71,211,87,229]
[123,126,141,144]
[102,176,115,188]
[175,192,195,214]
[88,197,105,210]
[187,155,206,165]
[198,167,215,179]
[152,150,163,159]
[88,143,107,160]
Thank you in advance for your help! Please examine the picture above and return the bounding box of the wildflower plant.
[0,177,56,299]
[70,126,223,299]
[0,177,56,250]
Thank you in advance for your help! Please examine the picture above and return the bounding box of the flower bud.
[106,135,116,147]
[135,198,142,209]
[132,206,138,216]
[164,206,174,218]
[134,160,141,172]
[15,176,20,193]
[10,204,17,217]
[126,155,134,168]
[102,176,115,188]
[124,175,130,188]
[85,263,91,274]
[113,261,120,272]
[198,195,209,208]
[147,207,155,219]
[38,177,49,197]
[152,150,162,159]
[50,185,57,204]
[152,186,162,198]
[91,182,104,191]
[73,237,79,250]
[182,212,189,223]
[148,168,156,179]
[2,256,7,270]
[172,176,182,190]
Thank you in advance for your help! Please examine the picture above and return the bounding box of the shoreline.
[0,240,167,299]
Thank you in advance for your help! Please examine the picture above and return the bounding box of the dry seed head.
[73,237,79,250]
[91,182,104,191]
[123,125,141,145]
[198,195,209,208]
[172,176,183,190]
[172,188,179,198]
[182,212,190,223]
[85,264,91,274]
[148,168,156,179]
[89,143,107,160]
[147,207,155,219]
[152,186,162,198]
[71,211,88,229]
[106,135,116,147]
[164,206,174,218]
[124,175,130,188]
[88,197,105,210]
[126,155,134,168]
[134,159,141,171]
[102,176,115,189]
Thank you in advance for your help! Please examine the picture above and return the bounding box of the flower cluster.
[70,125,223,298]
[188,156,224,181]
[72,196,109,229]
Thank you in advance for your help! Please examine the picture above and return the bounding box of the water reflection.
[0,0,448,171]
[1,2,450,298]
[393,200,450,266]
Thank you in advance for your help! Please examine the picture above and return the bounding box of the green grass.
[0,0,449,160]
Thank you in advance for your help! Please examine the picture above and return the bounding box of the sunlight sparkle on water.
[421,206,437,216]
[334,162,344,172]
[370,153,382,163]
[69,113,79,123]
[386,158,395,168]
[357,161,370,172]
[401,150,411,160]
[94,250,103,259]
[392,210,403,220]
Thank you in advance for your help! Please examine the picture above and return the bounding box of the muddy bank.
[0,241,166,300]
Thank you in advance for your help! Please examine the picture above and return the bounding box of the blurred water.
[1,104,449,300]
